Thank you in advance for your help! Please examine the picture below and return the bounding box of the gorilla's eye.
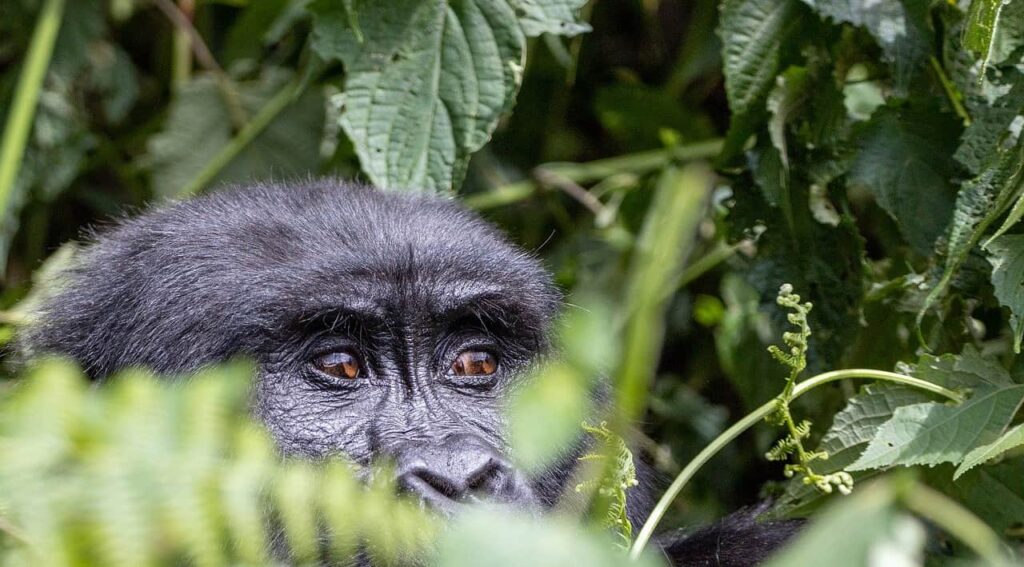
[313,350,360,380]
[450,350,498,377]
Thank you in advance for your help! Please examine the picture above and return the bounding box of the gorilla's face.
[250,248,551,513]
[27,181,562,514]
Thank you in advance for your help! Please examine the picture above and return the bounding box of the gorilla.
[22,180,799,565]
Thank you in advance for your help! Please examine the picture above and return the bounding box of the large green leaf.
[437,508,662,567]
[774,385,934,515]
[848,385,1024,471]
[718,0,806,124]
[963,0,1010,71]
[986,234,1024,352]
[145,71,324,198]
[847,104,960,254]
[955,423,1024,479]
[309,0,586,193]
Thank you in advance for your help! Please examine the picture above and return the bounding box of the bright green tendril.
[575,421,640,548]
[765,284,853,496]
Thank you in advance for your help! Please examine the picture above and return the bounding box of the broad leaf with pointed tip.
[848,385,1024,471]
[310,0,587,193]
[955,423,1024,479]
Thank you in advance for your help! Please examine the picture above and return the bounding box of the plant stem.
[929,56,971,126]
[903,484,1011,567]
[629,369,963,560]
[0,0,65,269]
[463,139,723,211]
[178,77,302,196]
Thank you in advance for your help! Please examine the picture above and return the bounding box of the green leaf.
[954,77,1024,174]
[507,0,591,37]
[310,0,583,192]
[847,104,960,254]
[774,384,934,515]
[799,0,931,90]
[908,346,1013,389]
[145,71,324,198]
[986,0,1024,67]
[963,0,1009,71]
[926,460,1024,535]
[437,508,662,567]
[765,480,924,567]
[919,134,1024,324]
[848,385,1024,471]
[985,234,1024,352]
[593,84,714,151]
[507,362,590,473]
[955,423,1024,479]
[718,0,806,122]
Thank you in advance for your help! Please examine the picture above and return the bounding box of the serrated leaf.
[954,77,1024,174]
[955,423,1024,479]
[963,0,1009,71]
[719,0,806,121]
[848,385,1024,471]
[847,104,960,254]
[310,0,586,192]
[909,345,1013,389]
[919,134,1024,324]
[985,234,1024,352]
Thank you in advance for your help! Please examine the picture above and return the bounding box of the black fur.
[23,179,800,565]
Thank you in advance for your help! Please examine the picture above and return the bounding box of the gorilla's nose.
[394,434,520,511]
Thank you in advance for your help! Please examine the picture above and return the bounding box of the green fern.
[0,359,438,566]
[765,284,854,496]
[574,421,639,548]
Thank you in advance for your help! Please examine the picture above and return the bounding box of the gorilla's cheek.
[251,370,378,462]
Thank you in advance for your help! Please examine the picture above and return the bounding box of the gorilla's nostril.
[465,458,510,495]
[392,436,519,508]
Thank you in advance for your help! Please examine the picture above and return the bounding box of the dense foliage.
[2,0,1024,564]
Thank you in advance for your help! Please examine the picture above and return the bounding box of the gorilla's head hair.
[24,179,578,514]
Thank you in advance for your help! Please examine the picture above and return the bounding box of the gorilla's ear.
[656,509,804,566]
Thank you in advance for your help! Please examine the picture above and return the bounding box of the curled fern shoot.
[765,284,854,496]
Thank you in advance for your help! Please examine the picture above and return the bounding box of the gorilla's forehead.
[157,180,558,330]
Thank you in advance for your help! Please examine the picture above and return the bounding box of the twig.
[151,0,249,130]
[533,167,609,218]
[463,139,724,211]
